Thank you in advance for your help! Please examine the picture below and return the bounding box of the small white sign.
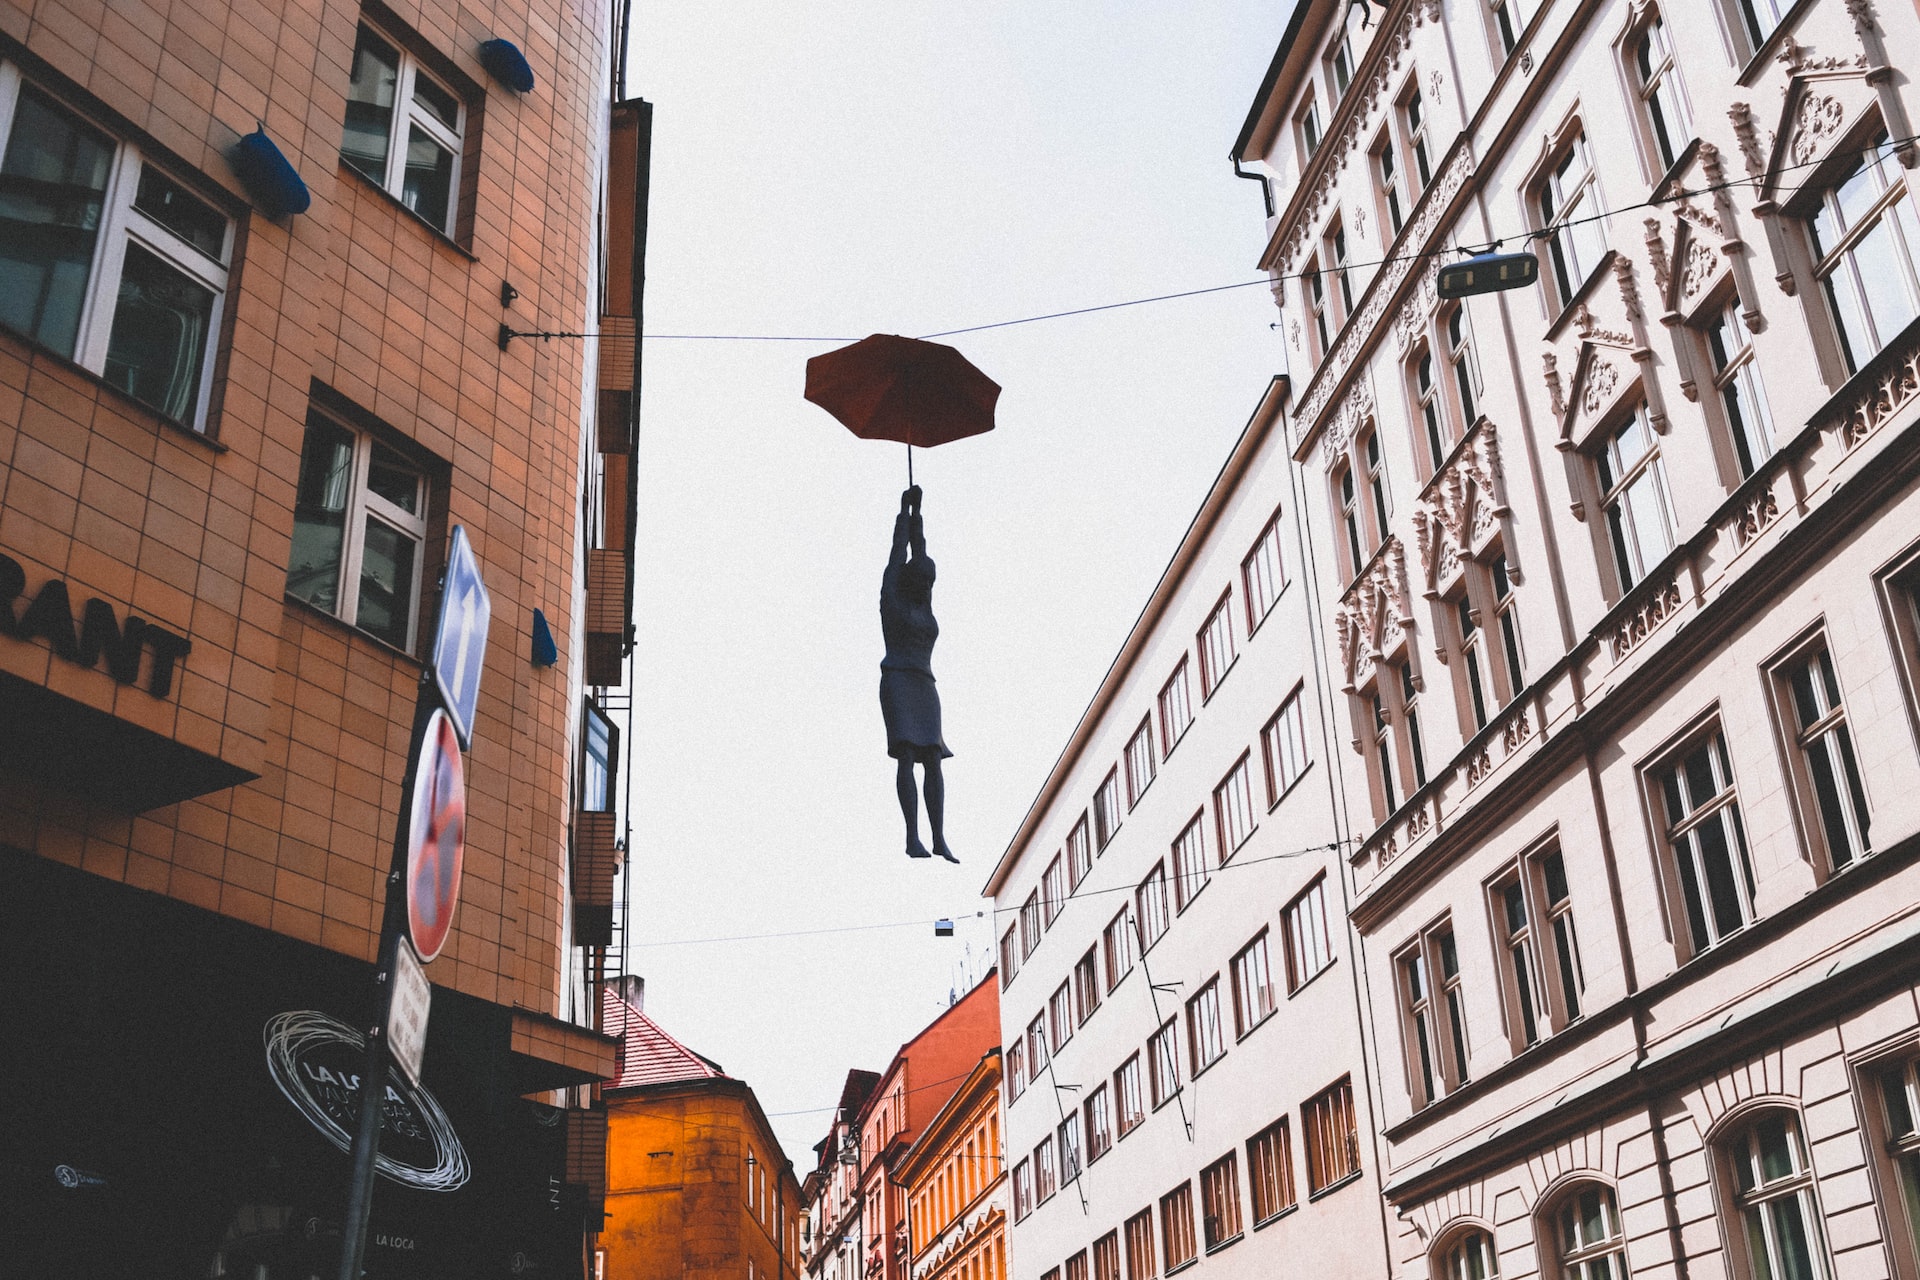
[387,939,432,1087]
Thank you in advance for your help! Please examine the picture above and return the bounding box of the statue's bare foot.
[933,843,958,864]
[906,839,933,859]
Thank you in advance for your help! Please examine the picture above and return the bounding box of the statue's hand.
[906,484,923,512]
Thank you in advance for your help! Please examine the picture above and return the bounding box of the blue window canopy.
[531,607,558,667]
[227,128,310,219]
[479,39,535,93]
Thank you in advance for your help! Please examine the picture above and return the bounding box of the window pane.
[134,166,226,260]
[403,126,454,231]
[102,242,215,422]
[288,420,356,611]
[0,87,115,356]
[367,442,422,513]
[1853,215,1919,346]
[413,72,461,129]
[356,514,418,647]
[343,29,401,182]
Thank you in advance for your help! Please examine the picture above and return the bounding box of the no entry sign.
[405,709,466,963]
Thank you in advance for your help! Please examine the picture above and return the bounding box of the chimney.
[613,974,645,1011]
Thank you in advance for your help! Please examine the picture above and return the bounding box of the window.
[341,24,466,235]
[288,411,430,650]
[1702,298,1775,477]
[1027,1012,1051,1077]
[1198,592,1237,697]
[1735,0,1790,52]
[1655,729,1756,955]
[1776,641,1872,871]
[1491,0,1534,56]
[1008,1037,1027,1101]
[1336,460,1365,576]
[1116,1054,1146,1137]
[1034,1137,1057,1203]
[1873,1057,1920,1266]
[1159,658,1195,753]
[1125,719,1157,808]
[1491,556,1524,697]
[1136,862,1171,951]
[1058,1113,1083,1185]
[1720,1111,1830,1280]
[1067,814,1094,888]
[1160,1184,1198,1271]
[1633,11,1691,173]
[1455,590,1493,733]
[1437,1230,1500,1279]
[1094,768,1123,848]
[1809,132,1920,375]
[1492,848,1584,1053]
[1093,1232,1122,1280]
[1086,1084,1114,1163]
[1325,14,1357,100]
[1148,1020,1182,1108]
[1104,907,1137,990]
[1171,813,1210,911]
[1043,855,1066,926]
[1214,754,1257,861]
[1399,923,1468,1107]
[0,72,234,431]
[1445,305,1480,429]
[1022,892,1043,959]
[1231,930,1278,1037]
[1595,404,1675,592]
[1075,948,1102,1025]
[1012,1159,1033,1221]
[1247,1119,1296,1224]
[1367,662,1428,813]
[1243,513,1286,631]
[1297,95,1323,162]
[1448,554,1523,735]
[1307,253,1332,358]
[1302,1078,1360,1194]
[1065,1255,1087,1280]
[1282,876,1336,992]
[582,700,618,811]
[1377,132,1408,239]
[1553,1184,1628,1280]
[1187,978,1226,1074]
[1049,981,1074,1053]
[1361,428,1391,552]
[1538,132,1608,308]
[1124,1208,1157,1280]
[1201,1155,1243,1250]
[1262,689,1312,806]
[1000,925,1021,987]
[1402,87,1433,193]
[1326,219,1354,323]
[1411,343,1449,473]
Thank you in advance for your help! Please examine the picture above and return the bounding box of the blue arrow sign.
[431,526,491,750]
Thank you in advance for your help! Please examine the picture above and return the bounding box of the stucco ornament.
[1791,94,1847,164]
[1411,420,1514,597]
[1322,380,1377,469]
[1334,537,1414,692]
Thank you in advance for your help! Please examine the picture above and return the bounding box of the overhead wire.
[638,132,1920,346]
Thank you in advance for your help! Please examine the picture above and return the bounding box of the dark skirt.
[881,668,953,760]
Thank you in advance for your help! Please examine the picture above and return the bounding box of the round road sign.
[406,708,466,962]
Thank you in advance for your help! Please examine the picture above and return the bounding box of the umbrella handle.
[907,441,914,489]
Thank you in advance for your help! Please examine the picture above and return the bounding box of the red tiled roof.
[601,986,726,1089]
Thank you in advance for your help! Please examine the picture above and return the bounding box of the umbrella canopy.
[804,334,1000,449]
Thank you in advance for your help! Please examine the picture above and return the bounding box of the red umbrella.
[804,334,1000,481]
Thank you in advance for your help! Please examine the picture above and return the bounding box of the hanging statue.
[879,486,955,861]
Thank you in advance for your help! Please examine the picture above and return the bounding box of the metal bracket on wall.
[499,324,600,350]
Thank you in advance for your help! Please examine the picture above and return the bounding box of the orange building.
[600,981,804,1280]
[898,1049,1006,1280]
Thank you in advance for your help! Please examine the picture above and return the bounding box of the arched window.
[1718,1109,1831,1280]
[1362,429,1391,546]
[1445,306,1478,427]
[1547,1182,1629,1279]
[1434,1227,1499,1280]
[1335,462,1363,576]
[1632,10,1691,172]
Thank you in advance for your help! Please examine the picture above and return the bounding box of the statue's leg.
[899,757,931,857]
[925,758,956,863]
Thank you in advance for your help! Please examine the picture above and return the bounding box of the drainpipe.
[1233,157,1275,220]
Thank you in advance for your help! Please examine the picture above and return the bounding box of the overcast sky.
[622,2,1291,1165]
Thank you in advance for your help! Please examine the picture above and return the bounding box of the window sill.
[1204,1233,1243,1256]
[1246,576,1294,641]
[284,594,424,666]
[1268,760,1316,812]
[1200,656,1240,705]
[1191,1053,1226,1081]
[1650,138,1703,199]
[1235,1007,1277,1043]
[0,322,227,452]
[1174,876,1212,915]
[1166,1260,1199,1277]
[337,162,479,261]
[1306,1169,1363,1202]
[1151,1091,1183,1114]
[1252,1203,1299,1231]
[1286,957,1338,1000]
[1128,774,1155,811]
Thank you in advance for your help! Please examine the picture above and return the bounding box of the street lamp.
[1437,250,1539,299]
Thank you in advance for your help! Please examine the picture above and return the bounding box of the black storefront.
[0,847,586,1280]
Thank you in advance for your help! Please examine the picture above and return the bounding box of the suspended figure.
[880,485,956,862]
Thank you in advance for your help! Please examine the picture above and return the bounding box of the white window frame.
[342,23,466,236]
[0,64,232,433]
[289,409,431,651]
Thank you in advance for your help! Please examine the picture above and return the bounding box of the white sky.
[622,2,1291,1165]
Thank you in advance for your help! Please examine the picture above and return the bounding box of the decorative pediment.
[1334,537,1413,692]
[1411,420,1512,596]
[1555,339,1635,446]
[1754,47,1879,207]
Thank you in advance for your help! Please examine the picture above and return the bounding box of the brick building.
[1230,0,1920,1276]
[599,981,805,1280]
[0,0,644,1266]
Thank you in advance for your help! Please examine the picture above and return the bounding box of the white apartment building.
[1234,0,1920,1277]
[983,379,1395,1280]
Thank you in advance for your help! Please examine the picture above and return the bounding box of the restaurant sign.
[0,552,191,697]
